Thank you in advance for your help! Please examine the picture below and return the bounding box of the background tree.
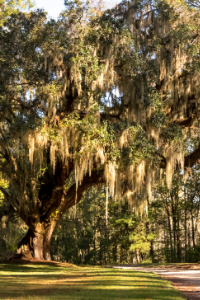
[1,0,200,260]
[148,168,200,263]
[49,171,200,265]
[51,187,139,265]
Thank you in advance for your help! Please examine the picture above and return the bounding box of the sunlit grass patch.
[0,263,185,300]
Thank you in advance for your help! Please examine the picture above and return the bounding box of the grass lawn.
[0,262,185,300]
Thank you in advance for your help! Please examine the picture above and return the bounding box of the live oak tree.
[1,0,200,260]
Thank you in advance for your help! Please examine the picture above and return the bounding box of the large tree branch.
[158,144,200,169]
[0,129,18,174]
[185,146,200,168]
[100,112,120,122]
[57,169,105,220]
[175,116,197,127]
[39,160,74,219]
[0,186,18,211]
[39,168,104,232]
[11,97,42,116]
[0,186,10,199]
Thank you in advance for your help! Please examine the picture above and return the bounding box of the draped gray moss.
[0,0,200,259]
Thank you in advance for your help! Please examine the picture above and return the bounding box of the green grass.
[0,263,185,300]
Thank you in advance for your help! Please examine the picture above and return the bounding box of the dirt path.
[112,265,200,300]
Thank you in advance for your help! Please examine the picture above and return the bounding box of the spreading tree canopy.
[0,0,33,25]
[1,0,200,260]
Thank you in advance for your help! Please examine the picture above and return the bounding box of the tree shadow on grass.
[0,264,66,274]
[0,285,183,300]
[0,264,158,279]
[2,259,72,267]
[0,272,159,281]
[0,276,163,285]
[0,264,183,300]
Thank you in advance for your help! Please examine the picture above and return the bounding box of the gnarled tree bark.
[17,168,105,260]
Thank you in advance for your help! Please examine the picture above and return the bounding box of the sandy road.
[112,265,200,300]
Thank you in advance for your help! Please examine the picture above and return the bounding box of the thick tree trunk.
[43,223,56,261]
[43,236,51,261]
[33,223,44,260]
[17,168,105,261]
[17,222,55,261]
[17,228,33,256]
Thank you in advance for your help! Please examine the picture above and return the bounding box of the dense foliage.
[1,0,200,260]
